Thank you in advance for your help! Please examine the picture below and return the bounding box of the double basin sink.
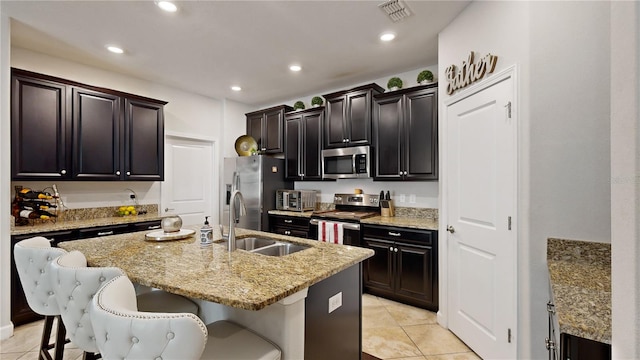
[235,236,310,257]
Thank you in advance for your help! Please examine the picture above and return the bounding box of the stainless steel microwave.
[321,146,371,179]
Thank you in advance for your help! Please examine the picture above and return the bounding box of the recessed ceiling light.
[156,1,178,12]
[231,86,242,92]
[106,45,124,54]
[289,65,302,72]
[380,32,396,42]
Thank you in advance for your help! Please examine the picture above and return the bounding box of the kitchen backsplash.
[11,204,159,228]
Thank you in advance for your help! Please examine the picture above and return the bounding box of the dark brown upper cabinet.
[246,105,293,154]
[373,84,438,180]
[11,72,71,180]
[11,68,166,181]
[284,107,324,181]
[323,83,384,149]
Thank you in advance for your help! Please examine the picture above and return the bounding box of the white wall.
[9,47,225,209]
[610,1,640,357]
[438,1,533,356]
[0,9,14,340]
[439,1,612,359]
[261,65,441,209]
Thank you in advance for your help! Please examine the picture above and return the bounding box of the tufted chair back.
[90,275,208,360]
[49,251,125,353]
[14,236,67,316]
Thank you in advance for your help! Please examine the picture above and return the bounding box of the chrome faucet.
[227,190,246,252]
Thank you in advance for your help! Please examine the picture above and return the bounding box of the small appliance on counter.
[276,189,317,212]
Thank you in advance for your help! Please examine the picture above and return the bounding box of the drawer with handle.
[78,224,130,239]
[362,224,434,245]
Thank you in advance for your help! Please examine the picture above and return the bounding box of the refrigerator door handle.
[232,171,240,192]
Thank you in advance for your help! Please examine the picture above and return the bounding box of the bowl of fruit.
[117,206,137,216]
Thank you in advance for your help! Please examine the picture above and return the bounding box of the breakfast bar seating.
[13,237,69,360]
[90,275,282,360]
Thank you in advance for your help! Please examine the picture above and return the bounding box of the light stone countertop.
[58,225,373,311]
[10,214,163,236]
[361,216,438,231]
[547,238,611,344]
[268,210,439,231]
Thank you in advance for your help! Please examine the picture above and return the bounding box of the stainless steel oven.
[309,193,380,246]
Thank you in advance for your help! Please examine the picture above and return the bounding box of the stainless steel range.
[309,193,380,246]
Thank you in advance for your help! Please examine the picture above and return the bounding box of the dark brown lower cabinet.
[362,224,438,311]
[268,214,310,239]
[561,334,611,360]
[10,220,161,325]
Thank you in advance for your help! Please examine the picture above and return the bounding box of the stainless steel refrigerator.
[221,156,292,231]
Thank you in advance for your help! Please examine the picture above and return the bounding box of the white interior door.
[446,75,517,359]
[161,135,215,226]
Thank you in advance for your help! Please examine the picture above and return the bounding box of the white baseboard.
[0,322,15,340]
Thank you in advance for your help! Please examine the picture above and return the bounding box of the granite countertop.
[547,238,611,344]
[267,210,314,218]
[58,225,373,311]
[268,210,439,230]
[361,216,438,231]
[10,214,163,236]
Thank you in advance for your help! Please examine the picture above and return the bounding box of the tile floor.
[1,294,480,360]
[362,293,480,360]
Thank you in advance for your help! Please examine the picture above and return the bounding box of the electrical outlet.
[409,194,416,203]
[328,292,342,313]
[399,194,406,203]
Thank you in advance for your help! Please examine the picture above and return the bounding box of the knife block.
[381,200,395,217]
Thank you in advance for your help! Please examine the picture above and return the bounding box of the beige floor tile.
[404,324,472,356]
[426,352,482,360]
[362,326,422,359]
[0,322,41,354]
[362,293,384,307]
[362,305,398,329]
[0,352,28,360]
[385,302,437,326]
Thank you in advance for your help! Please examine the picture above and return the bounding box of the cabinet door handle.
[262,147,266,151]
[165,208,175,212]
[388,231,401,237]
[60,169,67,175]
[403,171,408,175]
[285,230,291,235]
[116,171,121,175]
[284,219,293,223]
[126,171,131,176]
[147,225,161,230]
[394,247,398,253]
[399,171,403,175]
[97,231,114,236]
[389,246,394,251]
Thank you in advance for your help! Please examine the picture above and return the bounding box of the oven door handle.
[310,218,360,231]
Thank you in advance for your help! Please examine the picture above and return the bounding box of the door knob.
[447,225,455,233]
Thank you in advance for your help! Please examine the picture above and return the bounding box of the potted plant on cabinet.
[417,70,434,85]
[387,77,403,91]
[293,101,305,111]
[311,96,323,107]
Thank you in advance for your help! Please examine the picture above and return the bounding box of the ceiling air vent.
[378,0,412,23]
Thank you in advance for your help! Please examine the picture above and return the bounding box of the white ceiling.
[2,0,469,107]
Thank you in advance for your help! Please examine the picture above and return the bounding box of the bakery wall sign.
[445,51,498,95]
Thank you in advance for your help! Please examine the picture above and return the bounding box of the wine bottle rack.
[12,185,61,226]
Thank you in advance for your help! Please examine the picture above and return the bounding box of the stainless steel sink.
[251,242,311,257]
[235,237,276,251]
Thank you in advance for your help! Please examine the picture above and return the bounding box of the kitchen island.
[58,225,373,359]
